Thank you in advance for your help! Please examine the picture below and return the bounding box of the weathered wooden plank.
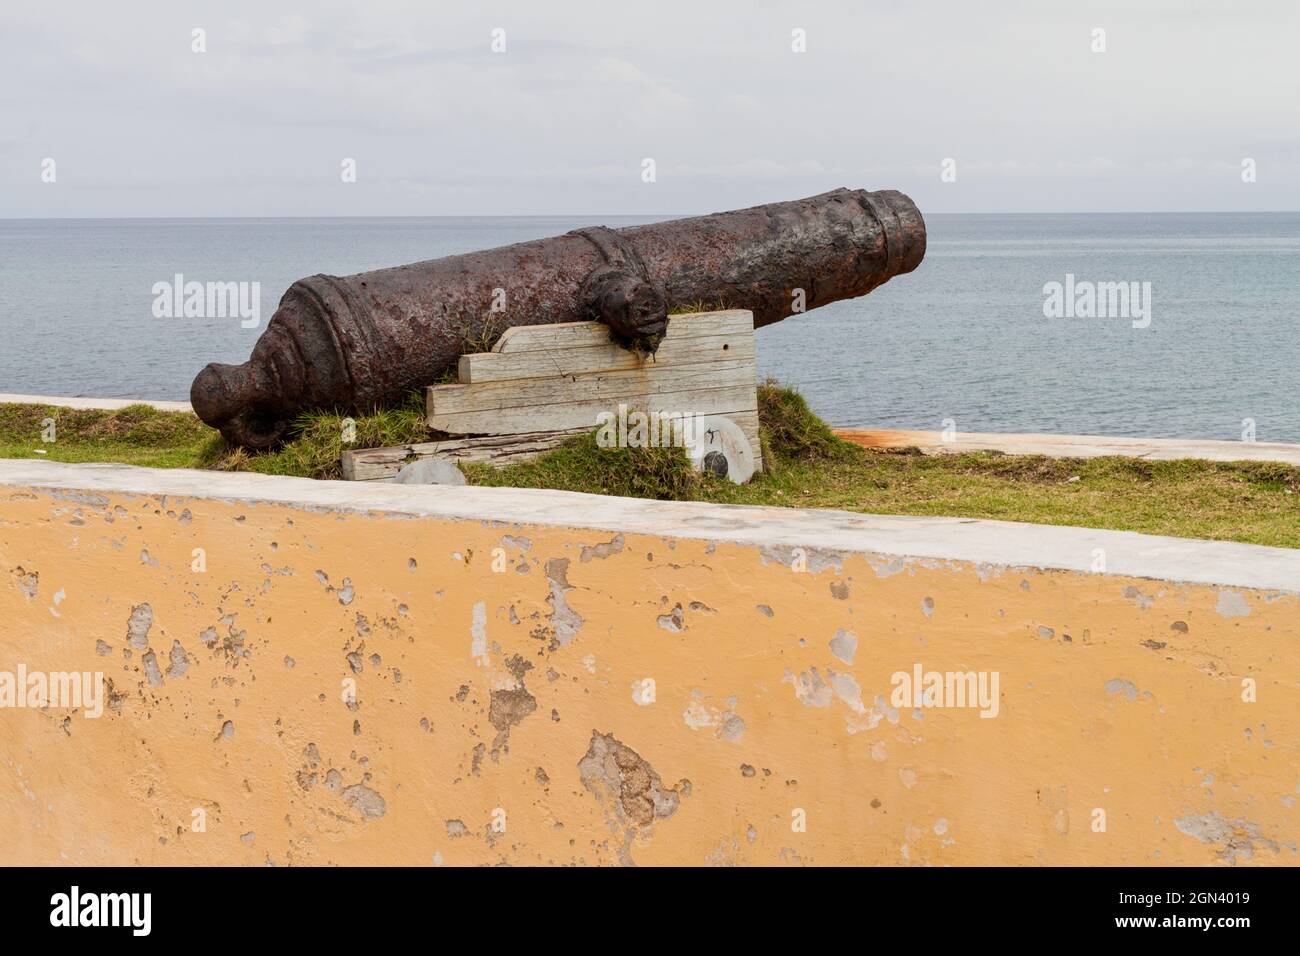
[430,359,756,419]
[490,310,752,354]
[341,414,761,481]
[428,383,759,437]
[341,310,765,478]
[459,331,755,383]
[341,429,587,481]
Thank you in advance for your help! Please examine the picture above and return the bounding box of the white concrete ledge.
[0,393,193,413]
[2,458,1297,594]
[838,428,1300,465]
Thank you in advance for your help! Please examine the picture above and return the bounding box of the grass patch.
[0,403,215,469]
[464,434,700,500]
[201,393,431,480]
[668,301,732,316]
[467,381,1300,548]
[2,385,1297,548]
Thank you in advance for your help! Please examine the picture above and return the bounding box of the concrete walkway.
[0,393,193,413]
[837,428,1300,466]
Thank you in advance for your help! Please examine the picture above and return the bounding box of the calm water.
[1,213,1297,442]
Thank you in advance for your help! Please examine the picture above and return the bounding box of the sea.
[1,212,1297,443]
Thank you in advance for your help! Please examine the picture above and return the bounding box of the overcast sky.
[2,0,1296,217]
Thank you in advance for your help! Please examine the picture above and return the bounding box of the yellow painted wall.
[1,481,1297,866]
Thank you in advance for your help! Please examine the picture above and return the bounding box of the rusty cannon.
[191,187,926,448]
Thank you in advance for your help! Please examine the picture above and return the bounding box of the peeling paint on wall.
[1,473,1297,866]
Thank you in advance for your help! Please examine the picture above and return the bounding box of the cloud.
[2,0,1297,215]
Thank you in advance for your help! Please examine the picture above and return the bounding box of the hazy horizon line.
[4,209,1299,222]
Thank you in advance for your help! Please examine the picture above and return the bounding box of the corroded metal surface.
[191,187,926,448]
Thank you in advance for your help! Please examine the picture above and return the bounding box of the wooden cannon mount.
[340,310,761,481]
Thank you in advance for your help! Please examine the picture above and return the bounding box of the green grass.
[2,386,1298,548]
[0,402,218,469]
[201,392,432,480]
[468,385,1300,548]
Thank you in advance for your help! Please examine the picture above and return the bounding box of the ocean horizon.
[3,210,1298,443]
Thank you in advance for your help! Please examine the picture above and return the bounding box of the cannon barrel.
[191,187,926,448]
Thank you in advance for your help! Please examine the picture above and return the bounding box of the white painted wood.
[377,309,764,477]
[427,310,761,469]
[490,310,751,353]
[428,383,759,437]
[459,332,755,383]
[430,359,756,417]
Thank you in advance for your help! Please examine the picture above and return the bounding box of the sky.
[1,0,1297,217]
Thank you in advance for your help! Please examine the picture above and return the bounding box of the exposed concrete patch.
[1123,586,1155,610]
[682,693,746,741]
[501,534,532,552]
[1216,590,1251,619]
[102,678,126,714]
[784,668,834,708]
[141,650,164,687]
[544,558,583,646]
[12,567,38,600]
[166,640,189,680]
[470,601,488,664]
[761,545,843,574]
[578,731,683,865]
[827,670,866,714]
[488,655,537,757]
[1174,812,1278,863]
[341,783,387,820]
[829,629,857,665]
[1104,678,1140,701]
[581,534,624,562]
[657,604,685,633]
[869,555,907,579]
[126,603,153,649]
